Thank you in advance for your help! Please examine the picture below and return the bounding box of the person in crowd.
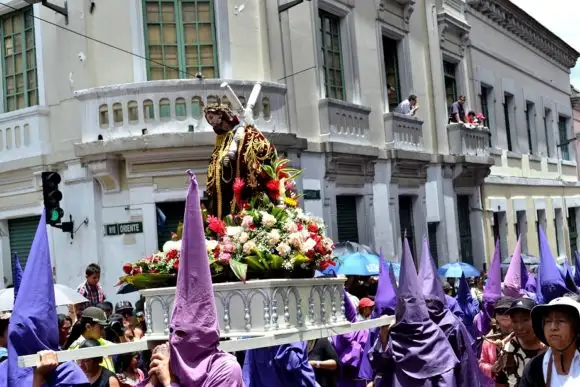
[465,111,477,124]
[449,95,467,123]
[520,296,580,386]
[386,83,396,98]
[358,298,374,321]
[120,327,135,343]
[139,343,177,387]
[97,302,114,318]
[115,352,145,385]
[443,281,456,297]
[65,306,115,372]
[479,296,514,386]
[58,313,73,348]
[395,94,419,116]
[456,273,479,340]
[307,338,339,387]
[76,263,107,319]
[0,312,9,363]
[495,298,545,387]
[78,339,120,387]
[105,314,126,343]
[134,311,146,339]
[471,277,484,304]
[115,301,135,326]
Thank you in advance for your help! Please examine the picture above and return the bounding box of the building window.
[515,210,528,254]
[493,211,508,260]
[143,0,218,80]
[443,61,457,107]
[319,10,345,100]
[503,94,514,151]
[568,207,577,256]
[8,215,41,269]
[399,195,415,260]
[544,109,552,157]
[457,195,473,264]
[525,102,535,154]
[481,85,492,146]
[558,116,570,161]
[336,195,359,243]
[555,208,564,256]
[383,36,401,112]
[427,222,439,265]
[1,8,38,112]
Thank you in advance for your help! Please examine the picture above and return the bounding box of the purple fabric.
[11,254,22,299]
[373,358,457,387]
[383,238,458,381]
[525,273,537,293]
[483,240,502,303]
[574,252,580,288]
[388,262,398,294]
[242,342,317,387]
[332,330,369,386]
[503,237,523,298]
[456,273,478,339]
[169,173,242,386]
[418,238,481,387]
[344,289,357,323]
[520,256,529,292]
[5,212,87,386]
[446,295,464,320]
[562,261,578,293]
[537,225,569,303]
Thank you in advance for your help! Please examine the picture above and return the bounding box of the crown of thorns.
[203,103,237,122]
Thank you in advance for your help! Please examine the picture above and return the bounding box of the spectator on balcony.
[387,83,396,97]
[466,111,477,124]
[449,96,467,123]
[395,94,419,116]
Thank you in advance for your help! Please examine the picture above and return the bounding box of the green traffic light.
[49,209,60,222]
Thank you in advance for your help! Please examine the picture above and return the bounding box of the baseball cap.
[507,298,537,315]
[359,298,375,308]
[82,307,108,326]
[494,296,515,314]
[115,301,134,314]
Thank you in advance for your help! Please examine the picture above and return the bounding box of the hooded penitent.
[11,254,22,298]
[344,288,358,323]
[169,173,243,386]
[473,240,501,339]
[503,236,524,298]
[372,238,458,386]
[574,252,580,288]
[536,225,569,303]
[446,295,464,320]
[417,238,481,387]
[456,273,479,340]
[525,273,537,293]
[358,252,396,382]
[2,212,87,386]
[561,261,578,294]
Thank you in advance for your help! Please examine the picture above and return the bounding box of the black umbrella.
[116,283,139,294]
[333,241,379,258]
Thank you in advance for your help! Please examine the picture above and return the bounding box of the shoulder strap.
[546,354,553,387]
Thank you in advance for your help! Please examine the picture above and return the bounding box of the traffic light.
[41,172,64,226]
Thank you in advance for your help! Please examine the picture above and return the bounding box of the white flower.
[322,237,333,250]
[288,232,303,248]
[267,229,281,246]
[243,240,257,255]
[237,232,249,243]
[301,238,316,254]
[206,240,218,251]
[283,221,298,233]
[283,260,294,270]
[241,216,254,229]
[276,242,291,257]
[261,212,277,228]
[226,226,243,237]
[163,240,182,253]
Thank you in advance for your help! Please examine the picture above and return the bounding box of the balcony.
[74,79,289,144]
[318,99,372,147]
[447,123,491,158]
[383,112,424,152]
[0,106,50,164]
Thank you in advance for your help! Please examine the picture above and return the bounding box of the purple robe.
[242,342,317,387]
[456,273,479,340]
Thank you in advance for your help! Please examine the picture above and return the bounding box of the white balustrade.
[319,99,372,146]
[383,112,425,151]
[0,106,50,163]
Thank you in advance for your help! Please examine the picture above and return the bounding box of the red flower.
[233,178,245,207]
[131,267,143,275]
[319,259,335,271]
[297,223,303,231]
[277,163,289,178]
[308,224,319,233]
[207,215,226,236]
[166,249,179,260]
[122,263,133,275]
[266,179,281,200]
[173,259,180,271]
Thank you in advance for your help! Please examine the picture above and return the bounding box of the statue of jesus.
[204,102,274,219]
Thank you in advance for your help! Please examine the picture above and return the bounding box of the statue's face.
[206,111,231,135]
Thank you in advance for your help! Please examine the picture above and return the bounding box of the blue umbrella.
[388,262,401,278]
[437,262,480,278]
[337,252,380,276]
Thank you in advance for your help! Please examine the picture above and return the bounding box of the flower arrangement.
[118,152,337,288]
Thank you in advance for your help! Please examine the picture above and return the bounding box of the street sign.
[303,190,321,200]
[104,222,143,236]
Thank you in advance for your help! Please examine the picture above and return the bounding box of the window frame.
[525,101,535,154]
[544,108,552,158]
[0,6,38,112]
[503,93,514,151]
[443,61,458,107]
[142,0,219,80]
[382,35,401,112]
[318,9,346,101]
[557,115,570,161]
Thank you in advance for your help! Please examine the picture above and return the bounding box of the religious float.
[18,81,393,367]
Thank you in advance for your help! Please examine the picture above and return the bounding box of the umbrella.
[437,262,480,278]
[336,252,380,276]
[388,262,401,279]
[333,242,379,257]
[0,284,88,312]
[116,283,140,294]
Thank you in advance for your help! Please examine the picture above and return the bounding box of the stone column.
[372,161,396,258]
[301,152,326,221]
[469,188,487,269]
[412,185,428,259]
[0,220,10,288]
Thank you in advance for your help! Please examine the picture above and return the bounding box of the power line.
[0,1,314,83]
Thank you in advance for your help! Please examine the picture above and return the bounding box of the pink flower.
[241,216,254,229]
[218,252,232,263]
[223,243,235,253]
[476,112,486,121]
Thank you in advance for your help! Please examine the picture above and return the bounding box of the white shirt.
[542,348,580,386]
[396,99,413,115]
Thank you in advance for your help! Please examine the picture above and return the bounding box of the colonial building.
[0,0,496,302]
[465,0,580,261]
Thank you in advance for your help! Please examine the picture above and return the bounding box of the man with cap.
[115,300,135,327]
[495,298,545,387]
[358,298,374,321]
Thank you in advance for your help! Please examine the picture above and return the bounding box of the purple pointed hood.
[574,252,580,288]
[343,288,357,323]
[169,173,242,386]
[503,236,523,298]
[372,252,396,318]
[388,261,398,294]
[456,273,478,334]
[537,225,569,303]
[520,255,529,292]
[483,240,502,303]
[562,261,578,294]
[525,273,537,293]
[11,254,23,299]
[387,238,458,380]
[7,212,87,386]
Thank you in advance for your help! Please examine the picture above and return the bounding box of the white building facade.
[0,0,499,303]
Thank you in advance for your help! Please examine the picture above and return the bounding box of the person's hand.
[149,352,172,386]
[34,351,58,381]
[379,325,391,349]
[366,383,374,387]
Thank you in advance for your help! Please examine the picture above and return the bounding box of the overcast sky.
[509,0,580,88]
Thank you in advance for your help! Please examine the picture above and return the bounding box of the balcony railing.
[74,79,289,143]
[447,123,491,157]
[0,106,50,163]
[318,99,372,146]
[383,112,424,151]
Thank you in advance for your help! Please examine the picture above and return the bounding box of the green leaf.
[269,254,283,270]
[244,255,266,271]
[294,254,310,265]
[230,260,248,282]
